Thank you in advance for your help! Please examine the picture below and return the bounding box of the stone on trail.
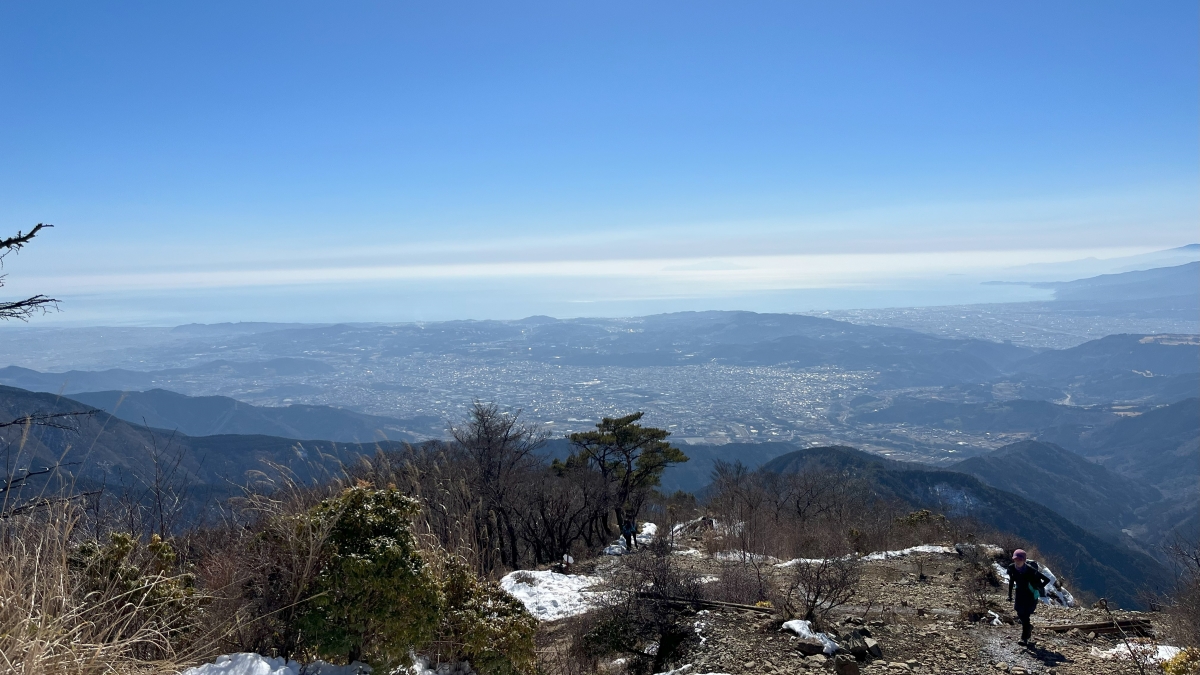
[838,630,870,658]
[794,637,828,656]
[833,654,860,675]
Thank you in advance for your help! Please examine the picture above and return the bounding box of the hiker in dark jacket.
[1006,548,1051,645]
[620,518,638,552]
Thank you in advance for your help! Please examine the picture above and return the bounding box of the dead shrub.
[771,555,861,629]
[705,560,770,605]
[581,537,702,675]
[1157,538,1200,648]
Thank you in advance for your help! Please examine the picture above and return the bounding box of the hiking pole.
[1098,598,1147,675]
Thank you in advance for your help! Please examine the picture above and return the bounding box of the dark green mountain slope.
[950,441,1161,543]
[69,388,429,443]
[0,358,333,395]
[658,442,801,493]
[0,385,408,502]
[1078,398,1199,498]
[758,446,1170,609]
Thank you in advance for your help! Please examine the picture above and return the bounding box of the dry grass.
[0,504,216,675]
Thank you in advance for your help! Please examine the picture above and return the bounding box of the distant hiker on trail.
[1006,548,1051,646]
[620,518,638,552]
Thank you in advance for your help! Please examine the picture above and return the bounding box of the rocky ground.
[535,546,1175,675]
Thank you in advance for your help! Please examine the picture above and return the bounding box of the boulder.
[794,638,827,656]
[864,636,883,658]
[833,655,860,675]
[839,632,868,658]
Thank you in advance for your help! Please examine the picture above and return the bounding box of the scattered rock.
[794,637,827,656]
[833,654,860,675]
[864,636,883,658]
[838,630,870,659]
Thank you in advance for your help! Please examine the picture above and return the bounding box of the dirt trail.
[977,628,1072,673]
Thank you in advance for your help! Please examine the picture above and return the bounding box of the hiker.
[620,518,637,552]
[1006,548,1051,645]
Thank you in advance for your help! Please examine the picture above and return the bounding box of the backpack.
[1025,560,1049,600]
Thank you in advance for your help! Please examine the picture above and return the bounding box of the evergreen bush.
[435,558,538,675]
[296,485,441,667]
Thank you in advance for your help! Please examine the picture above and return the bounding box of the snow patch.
[861,545,954,560]
[499,569,599,621]
[653,665,732,675]
[603,522,659,555]
[776,545,953,568]
[1090,644,1181,662]
[775,557,826,568]
[410,656,474,675]
[993,561,1075,607]
[182,654,371,675]
[781,619,840,655]
[714,550,778,563]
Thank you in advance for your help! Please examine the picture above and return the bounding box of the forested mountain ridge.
[756,446,1171,609]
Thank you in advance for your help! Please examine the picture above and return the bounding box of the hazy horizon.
[2,2,1196,324]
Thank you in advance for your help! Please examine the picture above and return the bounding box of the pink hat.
[1012,549,1027,560]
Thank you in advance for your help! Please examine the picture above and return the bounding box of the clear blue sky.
[1,2,1196,323]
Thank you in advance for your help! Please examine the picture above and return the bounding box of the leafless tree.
[0,223,58,320]
[450,402,547,572]
[774,555,862,627]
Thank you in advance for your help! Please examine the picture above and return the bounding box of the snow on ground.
[780,619,840,655]
[1090,644,1182,662]
[653,664,732,675]
[714,551,778,563]
[861,545,954,560]
[775,545,952,568]
[183,655,474,675]
[411,656,474,675]
[181,654,370,675]
[774,556,825,568]
[993,561,1076,607]
[499,569,601,621]
[603,522,659,555]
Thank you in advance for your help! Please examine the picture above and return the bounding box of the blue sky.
[0,2,1196,324]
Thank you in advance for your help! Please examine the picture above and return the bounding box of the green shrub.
[436,558,538,675]
[1164,648,1200,675]
[296,486,441,667]
[71,532,200,650]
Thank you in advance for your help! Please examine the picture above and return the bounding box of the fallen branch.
[638,592,775,614]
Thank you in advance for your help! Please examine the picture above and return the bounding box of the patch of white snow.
[410,656,474,675]
[603,522,659,555]
[861,545,954,560]
[182,654,372,675]
[499,569,600,621]
[1090,644,1181,662]
[781,619,840,655]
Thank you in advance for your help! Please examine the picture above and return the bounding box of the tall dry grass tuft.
[0,503,215,675]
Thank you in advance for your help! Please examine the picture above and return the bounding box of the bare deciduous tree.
[0,223,58,320]
[774,555,862,627]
